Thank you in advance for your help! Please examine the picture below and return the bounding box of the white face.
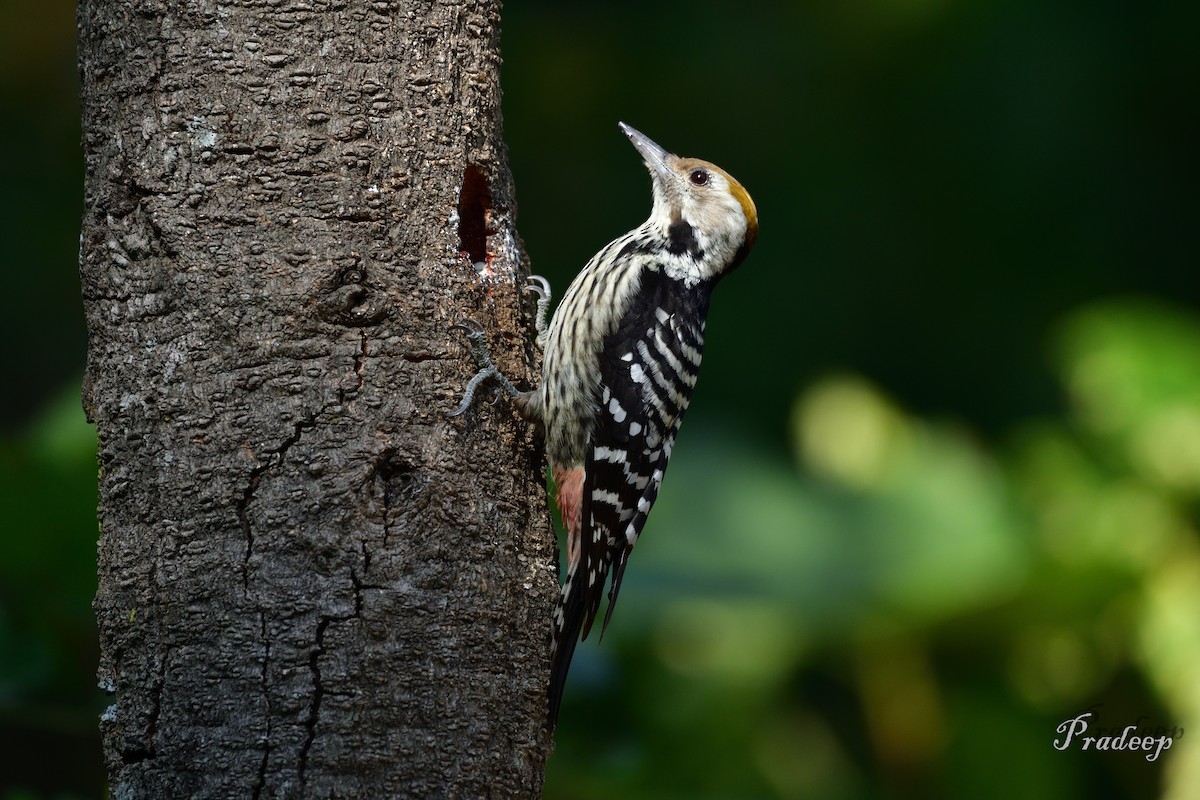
[648,156,758,283]
[620,123,758,283]
[669,158,754,244]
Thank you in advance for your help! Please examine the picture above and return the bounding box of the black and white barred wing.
[578,280,709,641]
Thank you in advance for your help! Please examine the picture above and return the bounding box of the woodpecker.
[451,122,758,729]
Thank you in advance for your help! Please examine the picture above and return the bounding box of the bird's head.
[620,122,758,284]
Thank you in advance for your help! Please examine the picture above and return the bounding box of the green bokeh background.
[2,1,1197,798]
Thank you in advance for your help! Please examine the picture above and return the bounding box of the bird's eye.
[688,169,709,186]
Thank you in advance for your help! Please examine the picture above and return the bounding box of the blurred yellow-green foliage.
[2,0,1197,798]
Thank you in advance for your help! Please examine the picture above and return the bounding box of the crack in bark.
[350,562,385,619]
[297,616,330,790]
[338,331,369,406]
[237,471,265,589]
[235,343,372,790]
[122,646,168,765]
[350,570,365,616]
[251,613,272,800]
[355,331,368,391]
[238,413,325,587]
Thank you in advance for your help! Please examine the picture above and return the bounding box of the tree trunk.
[79,1,556,797]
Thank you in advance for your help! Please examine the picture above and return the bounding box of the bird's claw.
[525,274,551,301]
[448,318,520,418]
[451,318,485,339]
[524,275,552,349]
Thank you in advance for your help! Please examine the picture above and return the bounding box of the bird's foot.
[448,319,521,418]
[525,275,551,349]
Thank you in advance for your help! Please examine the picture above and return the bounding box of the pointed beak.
[619,122,673,181]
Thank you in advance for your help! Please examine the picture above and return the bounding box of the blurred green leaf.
[0,381,101,796]
[1057,300,1200,494]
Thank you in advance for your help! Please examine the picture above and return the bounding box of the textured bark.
[79,1,556,797]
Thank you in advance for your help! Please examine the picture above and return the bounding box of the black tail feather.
[548,570,586,731]
[599,547,632,641]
